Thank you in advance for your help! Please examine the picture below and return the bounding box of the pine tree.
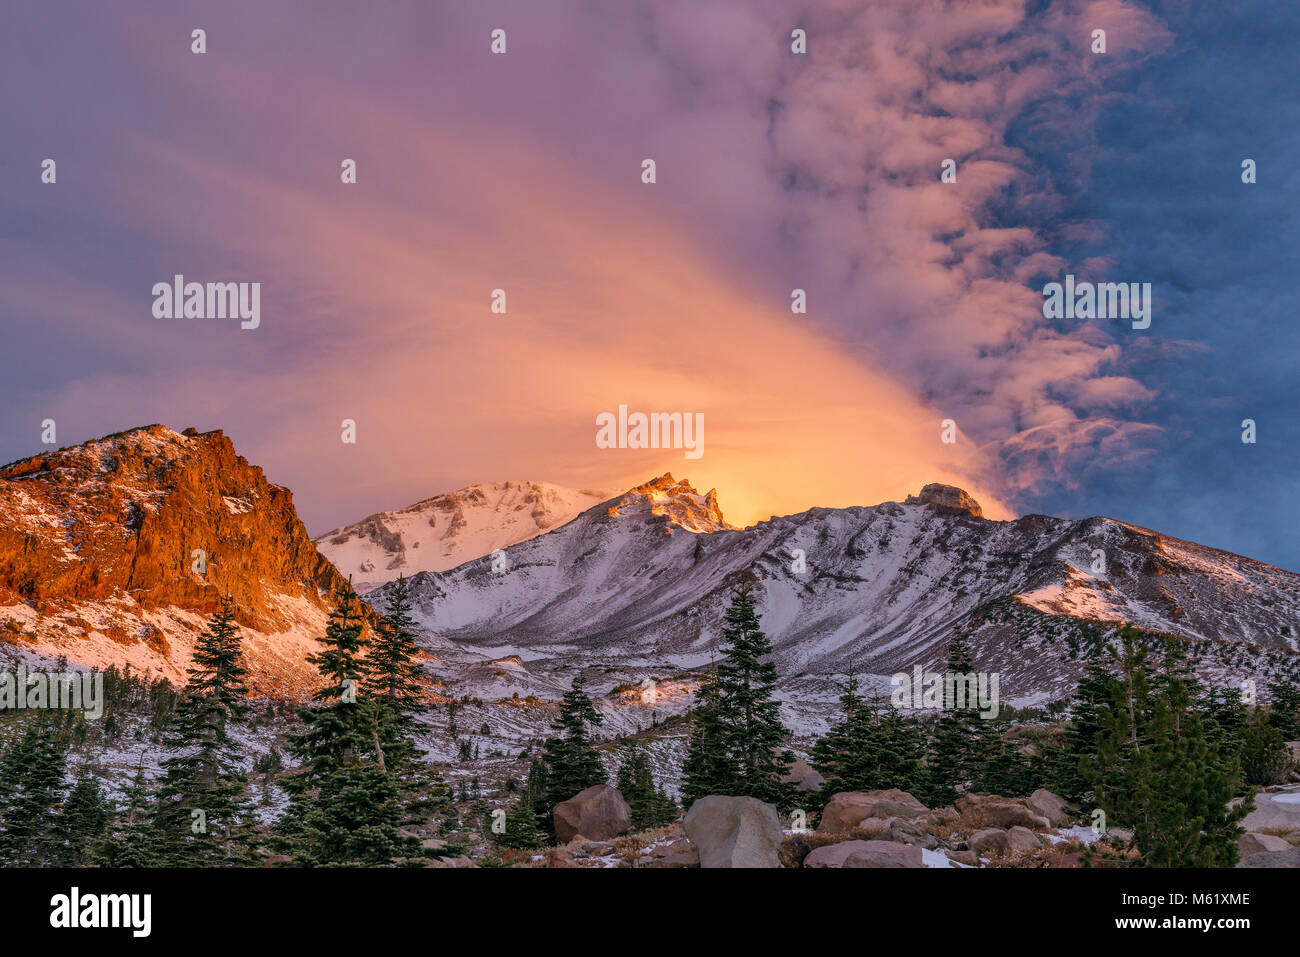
[924,631,989,805]
[1266,680,1300,740]
[1240,709,1290,786]
[0,718,68,866]
[154,595,256,865]
[616,742,678,830]
[278,589,410,866]
[363,576,450,830]
[1200,684,1248,753]
[498,761,546,850]
[811,665,924,808]
[93,761,164,868]
[976,724,1042,798]
[1052,660,1112,803]
[540,679,606,828]
[681,584,795,809]
[364,576,425,774]
[56,771,110,866]
[680,665,733,806]
[1087,630,1249,867]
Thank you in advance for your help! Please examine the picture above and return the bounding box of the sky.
[2,1,1298,569]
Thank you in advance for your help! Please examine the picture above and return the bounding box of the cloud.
[1,0,1178,533]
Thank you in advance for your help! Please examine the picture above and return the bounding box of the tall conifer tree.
[155,595,255,864]
[682,584,795,809]
[540,679,606,825]
[279,589,409,866]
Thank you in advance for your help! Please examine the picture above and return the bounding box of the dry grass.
[611,824,680,863]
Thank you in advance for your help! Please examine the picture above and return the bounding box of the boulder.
[881,816,939,849]
[1237,846,1300,868]
[1025,789,1071,827]
[553,784,632,844]
[817,789,928,834]
[967,827,1011,857]
[638,840,699,868]
[683,796,784,868]
[1241,790,1300,833]
[855,818,892,839]
[923,806,960,826]
[1238,832,1292,858]
[1007,826,1043,853]
[955,793,1049,830]
[944,849,979,867]
[804,839,923,868]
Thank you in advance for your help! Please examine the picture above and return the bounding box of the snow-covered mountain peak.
[605,473,732,533]
[314,480,612,591]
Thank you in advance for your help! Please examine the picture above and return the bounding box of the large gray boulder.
[553,784,632,844]
[1237,832,1292,859]
[1025,789,1071,827]
[804,839,923,868]
[683,796,784,868]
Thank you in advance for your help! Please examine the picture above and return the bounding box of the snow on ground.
[922,847,974,868]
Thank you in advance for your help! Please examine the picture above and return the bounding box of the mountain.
[373,478,1300,709]
[313,480,613,592]
[5,425,1296,717]
[0,425,370,693]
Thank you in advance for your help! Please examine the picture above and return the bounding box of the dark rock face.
[905,483,984,518]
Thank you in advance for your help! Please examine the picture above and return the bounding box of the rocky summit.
[0,425,371,693]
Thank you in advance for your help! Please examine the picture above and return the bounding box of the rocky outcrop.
[606,474,733,534]
[1025,789,1071,827]
[553,785,632,844]
[683,796,783,868]
[804,839,923,868]
[0,425,366,628]
[779,835,812,868]
[1240,790,1300,833]
[956,793,1050,830]
[636,839,699,868]
[0,425,375,690]
[905,483,983,518]
[817,789,928,834]
[1237,832,1292,859]
[1237,845,1300,868]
